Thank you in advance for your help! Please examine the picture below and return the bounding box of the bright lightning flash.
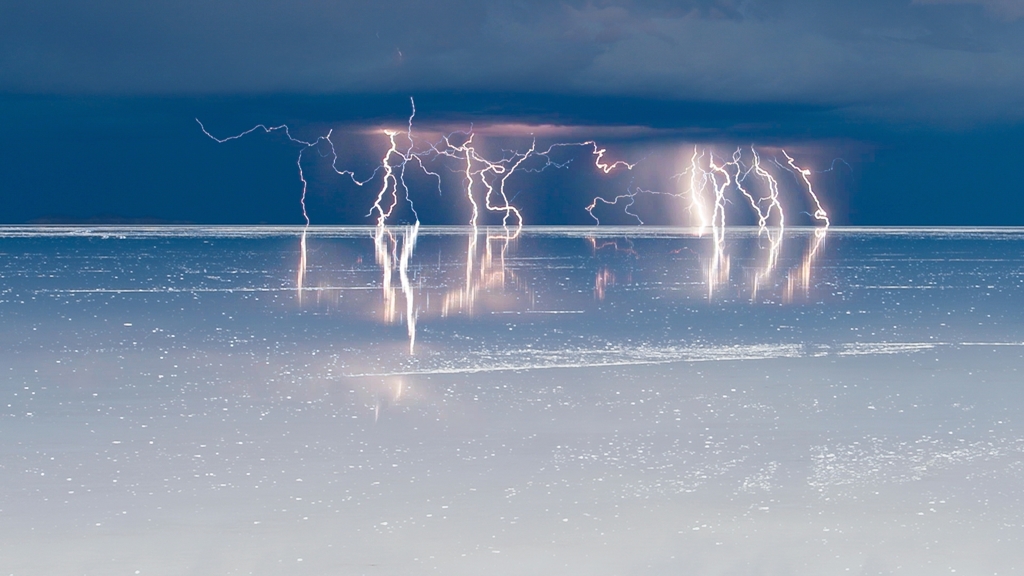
[201,100,837,345]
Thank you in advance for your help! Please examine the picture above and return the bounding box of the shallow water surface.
[2,226,1023,575]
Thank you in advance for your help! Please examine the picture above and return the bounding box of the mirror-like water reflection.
[294,226,831,355]
[3,226,1024,575]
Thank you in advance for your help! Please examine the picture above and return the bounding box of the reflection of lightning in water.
[751,226,784,300]
[198,119,383,300]
[372,377,407,423]
[786,227,828,302]
[705,225,730,298]
[586,145,829,298]
[398,224,419,354]
[588,237,634,301]
[442,227,527,317]
[196,120,322,298]
[281,227,831,367]
[374,224,419,353]
[588,236,638,257]
[706,153,732,297]
[736,147,787,299]
[594,267,615,301]
[442,231,479,316]
[201,100,838,344]
[297,229,308,302]
[373,227,395,319]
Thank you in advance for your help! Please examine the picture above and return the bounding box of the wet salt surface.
[2,226,1024,575]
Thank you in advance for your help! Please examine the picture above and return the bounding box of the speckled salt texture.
[2,226,1024,575]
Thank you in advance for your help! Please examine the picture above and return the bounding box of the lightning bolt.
[201,98,640,239]
[371,130,406,227]
[739,147,786,299]
[582,143,831,299]
[434,132,544,238]
[586,185,644,225]
[705,152,733,297]
[538,141,637,174]
[197,119,382,300]
[782,150,830,229]
[201,101,838,347]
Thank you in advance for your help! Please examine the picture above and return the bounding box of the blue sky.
[2,0,1023,225]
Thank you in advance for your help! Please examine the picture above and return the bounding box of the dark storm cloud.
[2,0,1024,122]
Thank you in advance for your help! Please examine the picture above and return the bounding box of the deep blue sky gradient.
[2,1,1023,225]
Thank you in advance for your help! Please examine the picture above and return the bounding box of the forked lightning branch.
[198,97,831,237]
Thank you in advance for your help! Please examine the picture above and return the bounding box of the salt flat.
[2,227,1023,575]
